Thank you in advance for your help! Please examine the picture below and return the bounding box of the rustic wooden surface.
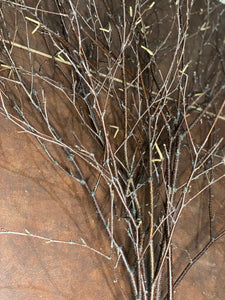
[0,0,225,299]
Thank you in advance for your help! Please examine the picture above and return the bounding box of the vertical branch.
[121,0,129,171]
[148,116,155,297]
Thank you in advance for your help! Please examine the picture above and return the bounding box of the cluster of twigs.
[0,0,225,299]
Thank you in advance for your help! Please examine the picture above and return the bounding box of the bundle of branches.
[0,0,225,299]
